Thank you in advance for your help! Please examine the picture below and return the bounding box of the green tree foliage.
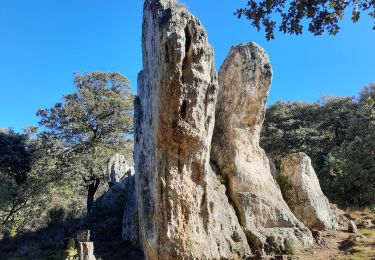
[0,129,31,185]
[235,0,375,40]
[37,72,134,214]
[0,127,54,235]
[328,85,375,206]
[261,84,374,207]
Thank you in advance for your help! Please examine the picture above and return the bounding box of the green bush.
[284,239,296,255]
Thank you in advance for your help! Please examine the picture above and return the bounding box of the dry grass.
[346,207,374,220]
[360,229,375,236]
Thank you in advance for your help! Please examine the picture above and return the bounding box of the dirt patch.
[298,228,375,260]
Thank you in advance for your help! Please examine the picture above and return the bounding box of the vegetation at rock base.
[284,239,297,255]
[235,0,375,40]
[261,84,375,207]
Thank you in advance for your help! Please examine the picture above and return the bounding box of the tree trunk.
[86,178,100,215]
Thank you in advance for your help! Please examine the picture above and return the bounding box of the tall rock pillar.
[211,43,313,252]
[134,0,250,259]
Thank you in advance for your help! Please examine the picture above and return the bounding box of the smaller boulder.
[311,229,323,245]
[106,154,131,187]
[330,204,350,230]
[348,234,366,242]
[280,152,338,230]
[348,220,358,234]
[357,218,373,229]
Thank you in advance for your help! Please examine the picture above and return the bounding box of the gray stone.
[121,175,139,246]
[134,0,250,258]
[357,218,373,229]
[107,153,131,187]
[211,42,313,252]
[96,170,134,213]
[269,156,278,178]
[330,203,350,230]
[348,220,358,233]
[280,153,339,230]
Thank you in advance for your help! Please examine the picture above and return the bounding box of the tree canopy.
[37,72,134,214]
[235,0,375,40]
[0,127,54,234]
[261,84,375,206]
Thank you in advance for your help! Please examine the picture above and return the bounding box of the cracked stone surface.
[133,0,251,258]
[125,0,315,258]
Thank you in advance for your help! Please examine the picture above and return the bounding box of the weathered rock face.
[122,175,139,246]
[268,155,278,178]
[107,154,131,187]
[134,0,250,259]
[348,220,358,233]
[330,203,350,230]
[211,43,313,252]
[280,152,338,230]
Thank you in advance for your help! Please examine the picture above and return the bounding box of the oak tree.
[235,0,375,40]
[37,72,134,214]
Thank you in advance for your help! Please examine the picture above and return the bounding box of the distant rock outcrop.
[280,152,338,230]
[97,155,133,211]
[107,153,131,187]
[211,43,313,252]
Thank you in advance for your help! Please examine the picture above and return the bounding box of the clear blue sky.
[0,0,374,132]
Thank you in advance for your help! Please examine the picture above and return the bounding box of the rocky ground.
[299,209,375,260]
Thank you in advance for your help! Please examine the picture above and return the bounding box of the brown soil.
[298,229,375,260]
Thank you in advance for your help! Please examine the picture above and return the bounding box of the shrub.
[284,239,296,255]
[46,207,66,227]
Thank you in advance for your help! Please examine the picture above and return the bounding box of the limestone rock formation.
[107,153,131,187]
[133,0,250,258]
[280,152,338,230]
[97,156,134,210]
[330,203,350,230]
[211,43,313,252]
